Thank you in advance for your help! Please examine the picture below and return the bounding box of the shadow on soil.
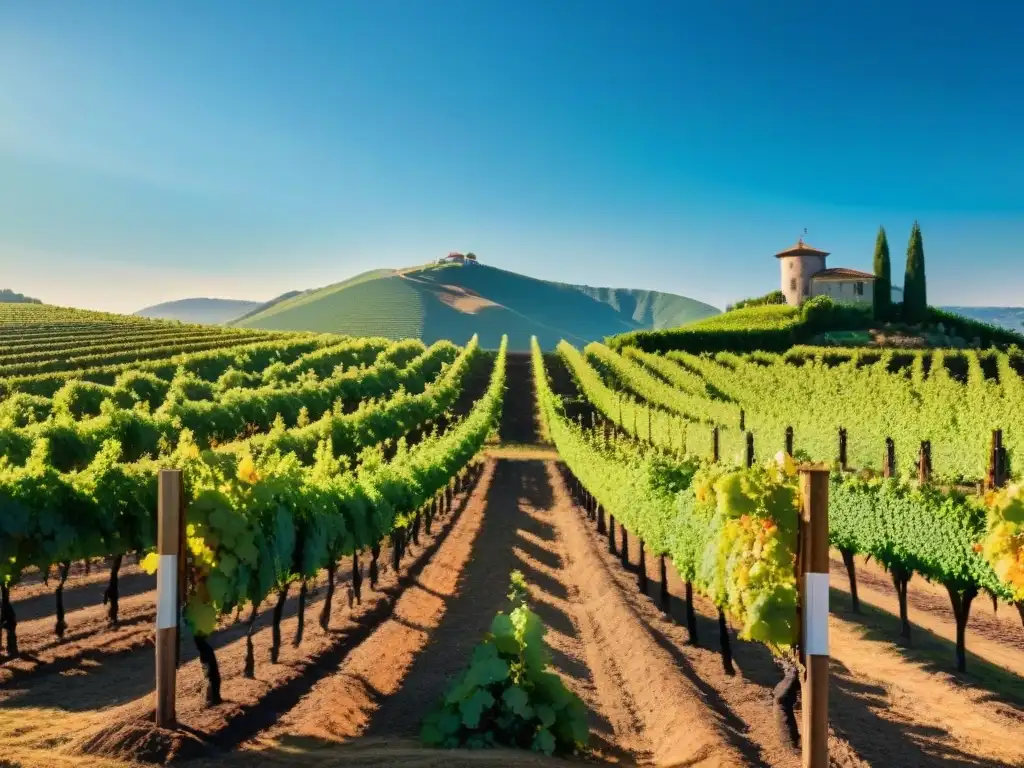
[1,548,388,699]
[2,471,484,757]
[555,462,1017,768]
[9,569,154,621]
[187,734,567,767]
[543,355,597,425]
[828,587,1024,711]
[360,458,636,764]
[500,354,541,446]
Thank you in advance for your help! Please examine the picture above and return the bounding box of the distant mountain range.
[942,307,1024,334]
[135,297,264,324]
[131,264,719,350]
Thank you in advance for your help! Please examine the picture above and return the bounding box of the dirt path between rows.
[238,455,657,765]
[562,467,1024,767]
[829,552,1024,672]
[577,485,1024,767]
[501,353,542,445]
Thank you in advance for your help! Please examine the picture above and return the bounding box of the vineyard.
[1,303,1023,768]
[552,339,1023,643]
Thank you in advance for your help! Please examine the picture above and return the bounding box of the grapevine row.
[152,333,506,703]
[556,341,746,461]
[232,336,482,464]
[0,337,505,694]
[535,338,800,660]
[0,335,334,399]
[660,347,1023,482]
[0,336,408,426]
[555,342,1022,671]
[0,326,263,361]
[0,338,457,472]
[0,331,284,378]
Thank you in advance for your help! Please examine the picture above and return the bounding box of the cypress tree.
[903,221,928,323]
[872,226,891,320]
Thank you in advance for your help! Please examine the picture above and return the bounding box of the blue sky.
[1,1,1021,313]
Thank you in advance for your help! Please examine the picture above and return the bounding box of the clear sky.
[1,1,1021,314]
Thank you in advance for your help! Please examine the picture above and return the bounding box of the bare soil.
[544,354,597,424]
[567,473,1024,767]
[232,453,751,766]
[830,553,1024,674]
[500,353,542,445]
[0,466,485,767]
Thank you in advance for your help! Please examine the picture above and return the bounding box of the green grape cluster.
[980,484,1024,601]
[698,464,799,650]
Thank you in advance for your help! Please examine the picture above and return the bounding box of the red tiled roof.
[775,239,830,258]
[811,267,876,281]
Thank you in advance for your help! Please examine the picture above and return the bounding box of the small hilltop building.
[775,239,875,306]
[440,252,480,265]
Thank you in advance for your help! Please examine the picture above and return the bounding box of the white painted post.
[156,469,183,728]
[799,467,830,768]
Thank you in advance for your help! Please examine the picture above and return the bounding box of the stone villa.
[775,239,876,306]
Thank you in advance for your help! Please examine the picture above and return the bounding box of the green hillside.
[609,297,1024,354]
[231,263,718,350]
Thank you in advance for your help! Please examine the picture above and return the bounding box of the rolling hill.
[230,264,719,350]
[135,297,263,324]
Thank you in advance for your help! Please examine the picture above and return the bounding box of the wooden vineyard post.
[156,469,184,729]
[918,441,931,484]
[838,428,848,471]
[988,429,1005,490]
[785,426,794,457]
[739,409,745,431]
[884,438,896,479]
[712,426,720,463]
[798,467,830,768]
[745,432,755,469]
